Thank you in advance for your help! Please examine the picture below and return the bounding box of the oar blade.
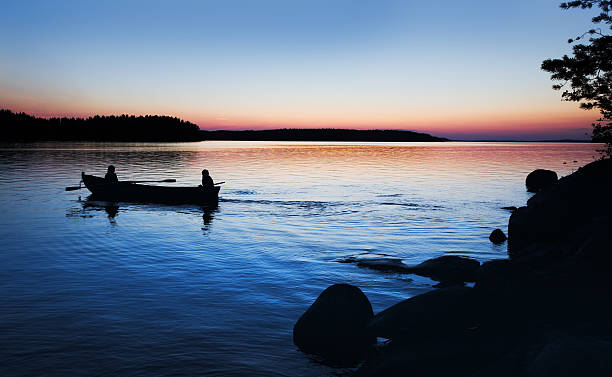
[65,186,83,191]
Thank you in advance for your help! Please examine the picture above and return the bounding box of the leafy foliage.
[541,1,612,156]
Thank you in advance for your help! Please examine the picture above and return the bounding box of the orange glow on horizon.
[2,93,600,139]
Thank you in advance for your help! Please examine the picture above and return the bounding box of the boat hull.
[81,173,219,204]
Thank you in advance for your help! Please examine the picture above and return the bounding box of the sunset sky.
[0,0,602,140]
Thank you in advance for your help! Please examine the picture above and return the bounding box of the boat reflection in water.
[201,202,218,232]
[67,197,219,229]
[85,201,119,224]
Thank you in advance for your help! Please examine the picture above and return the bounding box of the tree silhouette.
[541,1,612,156]
[0,109,202,142]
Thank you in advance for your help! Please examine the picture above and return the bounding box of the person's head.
[107,165,115,173]
[202,169,209,176]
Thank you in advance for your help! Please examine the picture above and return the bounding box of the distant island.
[1,109,447,142]
[200,129,448,142]
[1,109,201,142]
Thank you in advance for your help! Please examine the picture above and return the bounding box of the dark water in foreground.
[0,141,600,376]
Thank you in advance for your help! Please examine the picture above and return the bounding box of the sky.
[0,0,603,140]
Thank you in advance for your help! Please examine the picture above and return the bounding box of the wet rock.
[525,169,558,192]
[355,258,412,273]
[367,286,478,340]
[509,159,612,257]
[489,228,507,244]
[339,255,479,285]
[410,255,480,284]
[338,256,412,273]
[293,284,375,365]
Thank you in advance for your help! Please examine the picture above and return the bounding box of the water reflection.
[202,202,218,233]
[66,197,219,229]
[87,201,119,225]
[65,199,120,224]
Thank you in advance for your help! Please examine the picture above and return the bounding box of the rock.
[355,258,412,273]
[293,284,375,365]
[367,286,477,340]
[409,255,480,284]
[355,335,494,377]
[527,336,612,377]
[525,169,558,192]
[509,159,612,257]
[489,228,507,244]
[339,255,479,284]
[474,259,515,289]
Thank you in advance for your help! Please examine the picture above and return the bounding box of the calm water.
[0,141,600,376]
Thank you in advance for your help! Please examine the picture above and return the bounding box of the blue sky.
[0,0,601,139]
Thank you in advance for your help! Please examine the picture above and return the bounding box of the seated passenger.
[201,169,214,189]
[105,165,118,183]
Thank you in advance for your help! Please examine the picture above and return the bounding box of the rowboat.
[81,173,220,204]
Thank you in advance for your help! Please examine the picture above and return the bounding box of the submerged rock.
[293,284,375,365]
[409,255,480,284]
[341,254,480,285]
[489,228,507,244]
[526,169,558,192]
[355,258,412,273]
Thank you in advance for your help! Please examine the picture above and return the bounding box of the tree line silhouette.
[1,109,201,142]
[1,109,448,142]
[200,129,448,142]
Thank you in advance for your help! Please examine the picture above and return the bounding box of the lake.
[0,141,600,376]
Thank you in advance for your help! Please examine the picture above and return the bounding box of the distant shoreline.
[199,129,448,142]
[452,139,593,143]
[1,109,595,143]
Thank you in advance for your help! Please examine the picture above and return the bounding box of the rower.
[201,169,214,189]
[105,165,118,183]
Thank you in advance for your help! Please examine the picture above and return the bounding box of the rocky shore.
[294,158,612,376]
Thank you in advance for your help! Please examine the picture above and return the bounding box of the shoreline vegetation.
[0,109,446,142]
[0,109,451,143]
[1,109,202,142]
[200,129,448,142]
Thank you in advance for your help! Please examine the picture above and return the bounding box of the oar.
[214,181,225,185]
[125,179,176,184]
[65,178,176,191]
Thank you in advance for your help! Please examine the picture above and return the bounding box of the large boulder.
[367,286,478,340]
[293,284,375,365]
[525,169,558,192]
[509,159,612,257]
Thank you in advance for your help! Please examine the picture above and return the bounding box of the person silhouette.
[201,169,214,189]
[105,165,118,183]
